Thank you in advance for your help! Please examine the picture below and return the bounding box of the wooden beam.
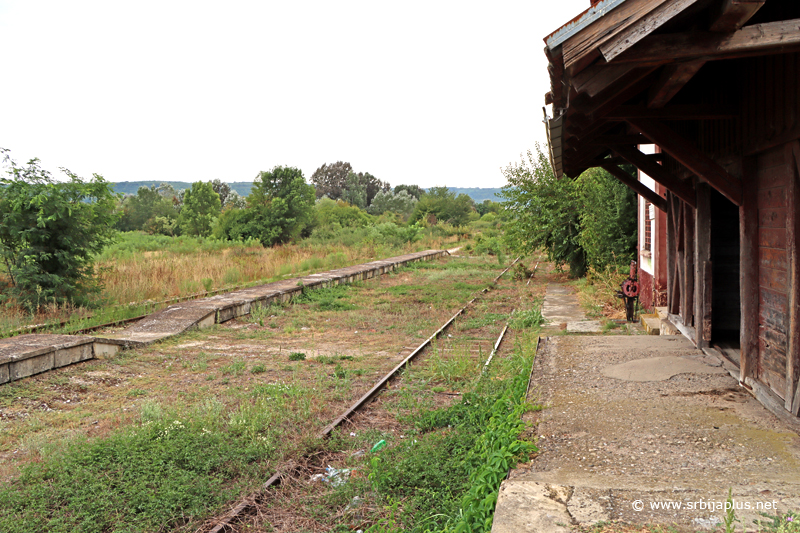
[612,18,800,65]
[683,200,695,327]
[607,104,737,120]
[788,142,800,415]
[626,117,743,205]
[614,145,697,207]
[600,0,700,62]
[599,162,668,212]
[739,156,759,384]
[571,64,639,100]
[666,193,675,313]
[695,183,712,348]
[562,0,671,70]
[644,0,761,109]
[709,0,765,32]
[647,60,706,108]
[669,194,683,315]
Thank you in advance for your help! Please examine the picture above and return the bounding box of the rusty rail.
[207,257,520,533]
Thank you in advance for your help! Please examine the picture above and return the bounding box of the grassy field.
[0,254,543,533]
[0,227,467,338]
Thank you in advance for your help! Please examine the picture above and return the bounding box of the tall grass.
[0,229,464,336]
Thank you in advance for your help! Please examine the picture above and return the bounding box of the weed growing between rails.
[0,253,515,530]
[352,332,540,533]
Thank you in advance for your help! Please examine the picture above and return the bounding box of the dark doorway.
[710,189,741,343]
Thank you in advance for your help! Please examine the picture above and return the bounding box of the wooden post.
[683,197,696,328]
[787,142,800,414]
[667,192,676,313]
[695,183,712,348]
[740,156,759,383]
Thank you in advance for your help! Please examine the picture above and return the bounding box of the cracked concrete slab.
[493,335,800,532]
[493,482,573,533]
[566,320,603,334]
[542,284,586,326]
[601,355,729,382]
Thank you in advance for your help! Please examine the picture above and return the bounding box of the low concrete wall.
[1,249,447,384]
[0,335,95,385]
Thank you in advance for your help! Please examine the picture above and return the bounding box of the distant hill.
[109,182,503,203]
[446,188,504,203]
[110,181,253,197]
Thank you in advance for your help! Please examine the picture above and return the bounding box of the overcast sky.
[0,0,588,189]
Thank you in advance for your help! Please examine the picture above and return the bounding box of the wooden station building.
[544,0,800,419]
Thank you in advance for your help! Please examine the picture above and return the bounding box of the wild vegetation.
[0,150,118,312]
[0,152,507,336]
[502,144,637,278]
[0,255,537,532]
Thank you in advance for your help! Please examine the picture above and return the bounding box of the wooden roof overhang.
[544,0,800,210]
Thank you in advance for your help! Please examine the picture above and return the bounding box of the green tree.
[502,145,637,277]
[310,161,352,200]
[501,146,585,276]
[394,184,424,200]
[210,179,232,207]
[576,167,637,269]
[238,166,316,246]
[0,149,119,310]
[410,187,475,226]
[179,181,221,236]
[116,184,178,232]
[360,172,390,206]
[476,199,501,216]
[341,171,367,209]
[315,197,373,228]
[368,189,418,216]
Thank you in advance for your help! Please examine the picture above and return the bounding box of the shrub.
[0,150,119,310]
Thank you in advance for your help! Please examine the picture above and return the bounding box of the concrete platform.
[494,335,800,532]
[0,334,95,384]
[542,284,586,327]
[566,320,603,334]
[2,250,447,383]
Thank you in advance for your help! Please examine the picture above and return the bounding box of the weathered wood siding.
[756,145,791,399]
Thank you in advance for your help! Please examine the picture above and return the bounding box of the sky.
[0,0,588,189]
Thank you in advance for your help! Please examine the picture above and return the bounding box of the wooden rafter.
[709,0,766,32]
[647,60,706,108]
[599,162,668,212]
[612,18,800,65]
[645,0,762,108]
[613,145,697,207]
[600,0,700,62]
[626,117,743,205]
[570,64,639,100]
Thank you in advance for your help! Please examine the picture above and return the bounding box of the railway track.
[205,257,533,533]
[0,253,546,533]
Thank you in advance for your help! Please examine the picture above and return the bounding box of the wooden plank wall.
[756,145,791,400]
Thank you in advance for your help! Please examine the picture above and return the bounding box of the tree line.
[0,151,499,311]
